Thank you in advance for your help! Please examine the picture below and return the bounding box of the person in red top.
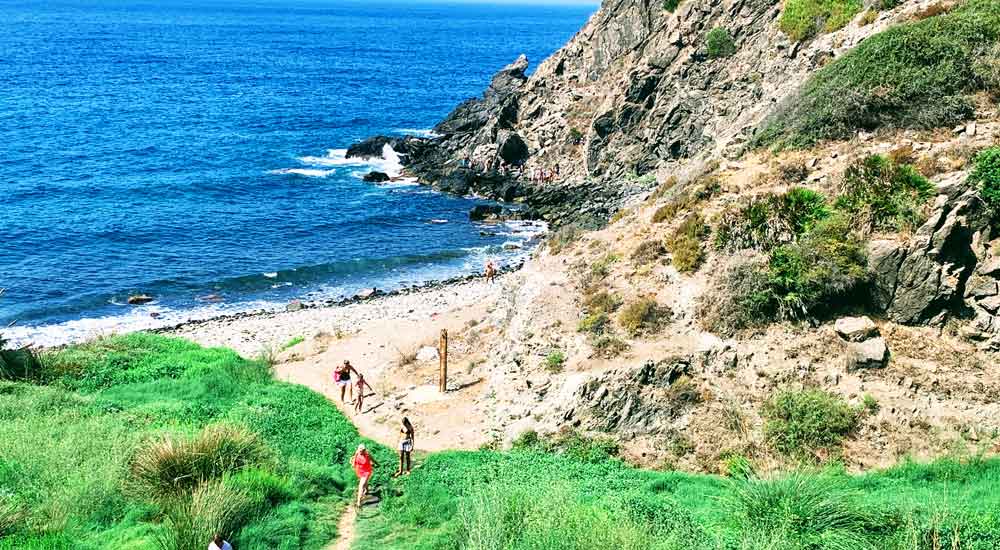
[352,444,378,507]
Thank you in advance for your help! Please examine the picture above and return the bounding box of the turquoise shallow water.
[0,0,594,345]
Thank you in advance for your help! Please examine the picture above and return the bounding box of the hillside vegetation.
[758,0,1000,148]
[358,438,1000,550]
[0,334,392,550]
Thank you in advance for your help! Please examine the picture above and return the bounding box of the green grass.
[759,0,1000,148]
[779,0,863,42]
[0,333,391,549]
[835,154,934,232]
[357,447,1000,550]
[763,388,860,459]
[281,336,305,351]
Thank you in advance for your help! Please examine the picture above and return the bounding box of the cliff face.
[353,0,934,225]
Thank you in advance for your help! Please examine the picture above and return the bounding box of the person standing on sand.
[352,444,379,507]
[395,417,415,476]
[334,360,359,403]
[354,373,375,414]
[484,260,497,284]
[208,534,233,550]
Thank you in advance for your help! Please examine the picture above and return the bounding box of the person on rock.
[334,360,359,404]
[395,417,415,476]
[352,444,379,507]
[354,373,376,414]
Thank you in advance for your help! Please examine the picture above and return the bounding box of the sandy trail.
[328,505,357,550]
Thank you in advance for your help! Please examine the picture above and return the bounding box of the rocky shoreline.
[162,263,522,357]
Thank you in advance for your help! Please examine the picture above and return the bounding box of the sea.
[0,0,596,347]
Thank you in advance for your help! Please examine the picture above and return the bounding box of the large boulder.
[870,187,993,325]
[845,337,890,370]
[497,131,529,165]
[434,55,529,136]
[469,204,503,221]
[834,316,878,343]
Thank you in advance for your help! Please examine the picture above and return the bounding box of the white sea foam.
[263,272,278,278]
[288,144,408,183]
[4,300,280,349]
[397,128,440,138]
[268,168,335,178]
[429,219,448,224]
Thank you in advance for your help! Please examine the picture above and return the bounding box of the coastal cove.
[0,0,594,348]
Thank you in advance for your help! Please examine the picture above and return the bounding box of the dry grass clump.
[395,345,419,368]
[591,335,630,358]
[131,424,273,497]
[0,494,24,538]
[631,239,666,265]
[154,480,255,550]
[618,298,673,337]
[697,253,773,336]
[548,224,584,255]
[646,176,678,203]
[583,290,623,315]
[666,213,708,273]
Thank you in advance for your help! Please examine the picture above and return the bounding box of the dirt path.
[328,504,357,550]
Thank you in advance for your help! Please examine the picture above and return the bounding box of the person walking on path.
[395,417,415,476]
[352,444,379,507]
[208,534,233,550]
[354,373,376,414]
[334,360,359,404]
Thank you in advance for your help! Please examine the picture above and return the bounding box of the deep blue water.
[0,0,594,345]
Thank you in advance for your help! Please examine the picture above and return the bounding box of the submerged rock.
[127,294,154,305]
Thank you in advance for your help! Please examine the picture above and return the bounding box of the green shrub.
[662,0,681,12]
[765,215,869,320]
[862,394,880,415]
[544,351,566,373]
[779,0,863,41]
[759,1,1000,148]
[714,188,830,252]
[721,454,756,480]
[618,299,672,337]
[583,291,623,315]
[666,213,708,272]
[973,42,1000,97]
[154,480,256,550]
[835,155,934,232]
[970,147,1000,211]
[763,389,860,458]
[130,424,274,497]
[578,312,610,335]
[280,336,303,351]
[728,475,888,548]
[706,27,736,58]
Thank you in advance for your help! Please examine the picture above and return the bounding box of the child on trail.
[354,373,375,413]
[395,417,415,476]
[352,444,379,507]
[334,360,359,404]
[484,260,497,284]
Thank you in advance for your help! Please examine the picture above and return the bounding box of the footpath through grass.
[0,333,393,550]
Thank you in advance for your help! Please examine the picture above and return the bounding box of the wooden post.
[439,329,448,393]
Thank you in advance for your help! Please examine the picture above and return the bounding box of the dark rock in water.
[470,205,503,221]
[198,293,224,303]
[346,136,413,160]
[127,294,153,305]
[358,288,378,299]
[150,312,161,319]
[363,171,390,183]
[286,300,304,312]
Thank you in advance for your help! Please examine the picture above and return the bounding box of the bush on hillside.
[714,188,830,251]
[583,290,623,315]
[763,389,859,458]
[974,43,1000,97]
[662,0,681,12]
[544,351,566,373]
[131,424,274,497]
[765,215,869,320]
[155,480,256,550]
[706,27,736,59]
[779,0,863,41]
[666,213,708,272]
[970,147,1000,212]
[647,176,678,203]
[590,334,630,358]
[701,215,867,333]
[548,224,584,255]
[728,475,887,548]
[758,0,1000,148]
[619,298,672,337]
[835,154,934,232]
[631,239,666,264]
[578,312,610,335]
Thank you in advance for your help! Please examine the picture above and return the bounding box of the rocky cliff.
[351,0,943,226]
